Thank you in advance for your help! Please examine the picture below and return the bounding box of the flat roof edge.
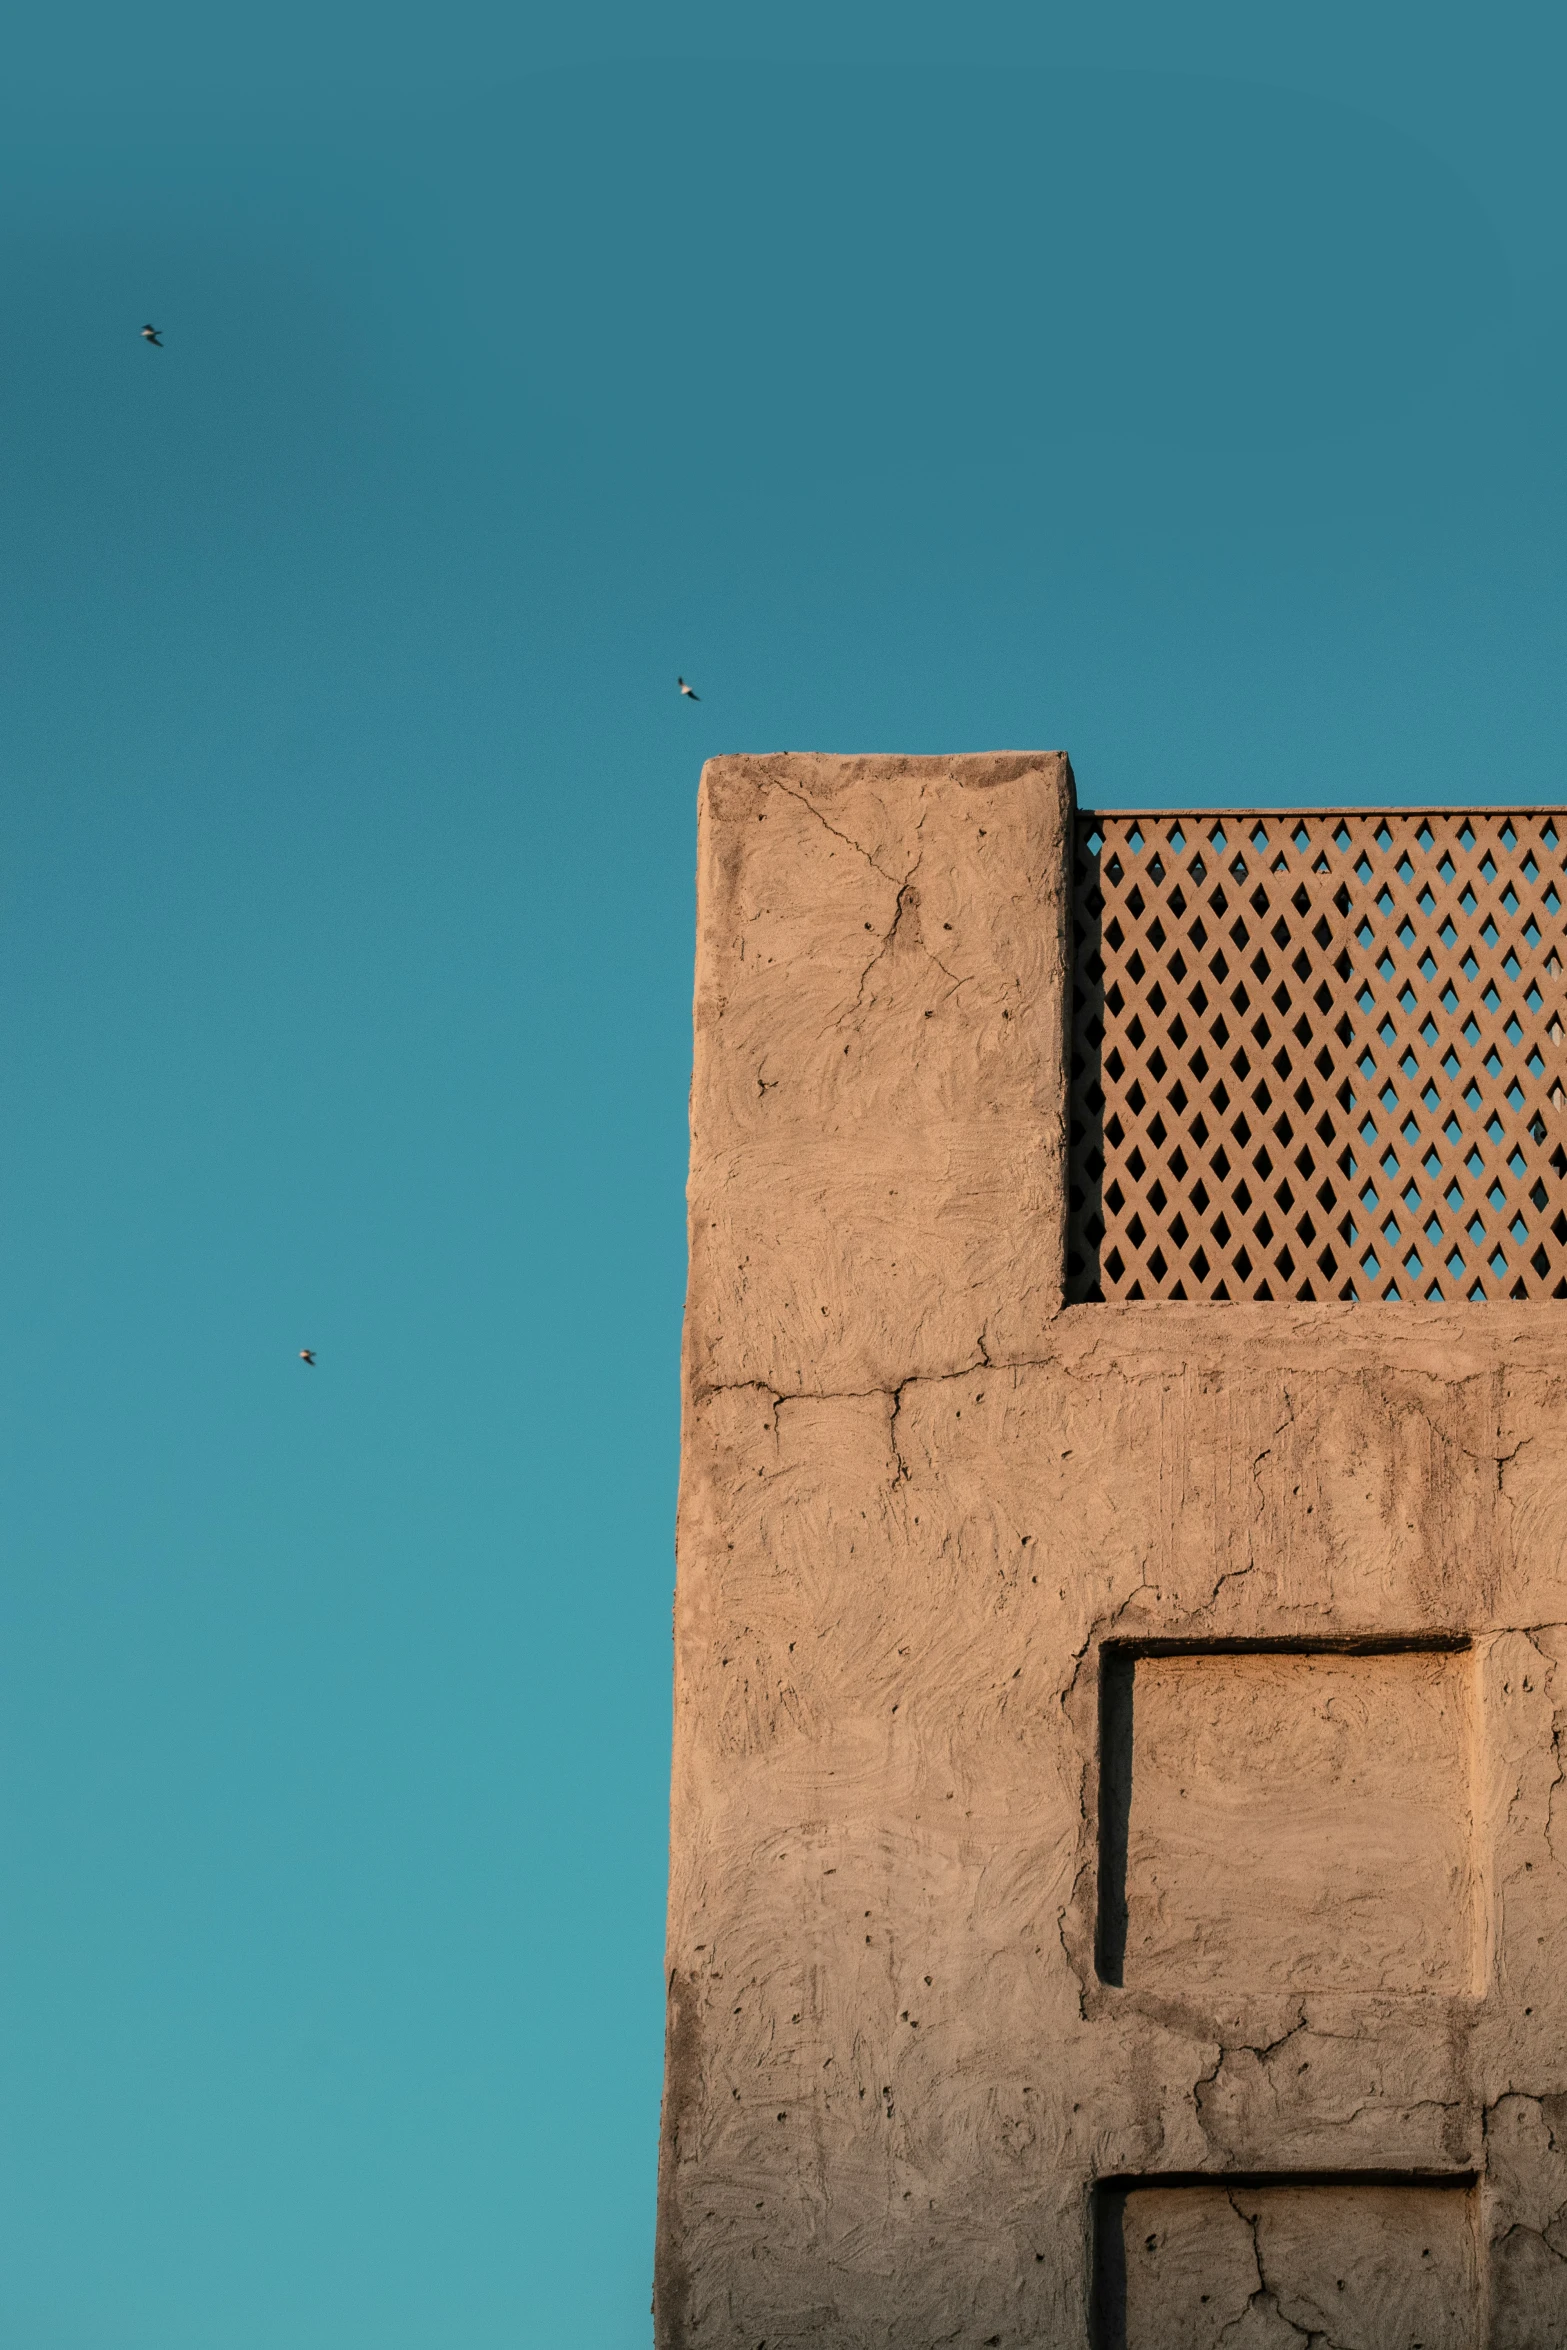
[1078,805,1567,820]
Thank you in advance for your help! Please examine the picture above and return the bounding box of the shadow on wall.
[1067,818,1107,1303]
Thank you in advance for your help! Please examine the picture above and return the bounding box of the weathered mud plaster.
[657,754,1567,2348]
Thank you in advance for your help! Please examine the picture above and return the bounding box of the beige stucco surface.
[657,754,1567,2348]
[1121,1648,1474,1998]
[1117,2180,1475,2348]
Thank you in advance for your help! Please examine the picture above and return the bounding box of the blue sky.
[2,5,1564,2345]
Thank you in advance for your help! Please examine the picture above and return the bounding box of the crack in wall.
[1190,2010,1453,2153]
[1333,2094,1462,2130]
[762,776,906,890]
[887,1379,914,1484]
[839,885,974,1028]
[1492,2220,1567,2266]
[691,1344,1006,1419]
[1248,1391,1300,1507]
[765,780,1008,1044]
[841,858,926,1018]
[1222,2193,1347,2350]
[1057,1904,1087,2024]
[1201,1557,1260,1612]
[1210,2011,1312,2077]
[761,778,971,1017]
[1407,1381,1526,1489]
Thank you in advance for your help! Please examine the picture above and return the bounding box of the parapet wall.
[657,754,1567,2350]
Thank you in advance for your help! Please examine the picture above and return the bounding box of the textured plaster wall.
[657,754,1567,2349]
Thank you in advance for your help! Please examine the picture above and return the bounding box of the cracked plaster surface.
[658,756,1567,2347]
[686,752,1073,1400]
[1117,2179,1474,2348]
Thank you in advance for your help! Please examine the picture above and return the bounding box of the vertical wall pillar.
[659,753,1076,2341]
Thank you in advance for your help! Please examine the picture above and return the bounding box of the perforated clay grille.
[1068,810,1567,1303]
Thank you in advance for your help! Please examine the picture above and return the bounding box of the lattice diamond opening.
[1068,809,1567,1302]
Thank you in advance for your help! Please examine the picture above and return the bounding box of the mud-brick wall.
[656,752,1567,2350]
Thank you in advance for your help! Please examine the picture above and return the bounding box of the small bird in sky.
[678,676,700,701]
[299,1349,316,1366]
[141,323,163,347]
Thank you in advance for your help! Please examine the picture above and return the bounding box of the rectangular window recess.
[1068,805,1567,1302]
[1091,2172,1479,2350]
[1096,1640,1476,1996]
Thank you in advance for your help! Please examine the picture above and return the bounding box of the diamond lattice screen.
[1068,810,1567,1303]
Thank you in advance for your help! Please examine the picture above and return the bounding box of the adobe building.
[656,752,1567,2349]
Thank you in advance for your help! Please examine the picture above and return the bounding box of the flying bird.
[678,676,700,700]
[141,324,163,346]
[299,1349,316,1366]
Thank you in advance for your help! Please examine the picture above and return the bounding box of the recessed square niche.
[1096,1642,1474,1995]
[1092,2175,1477,2350]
